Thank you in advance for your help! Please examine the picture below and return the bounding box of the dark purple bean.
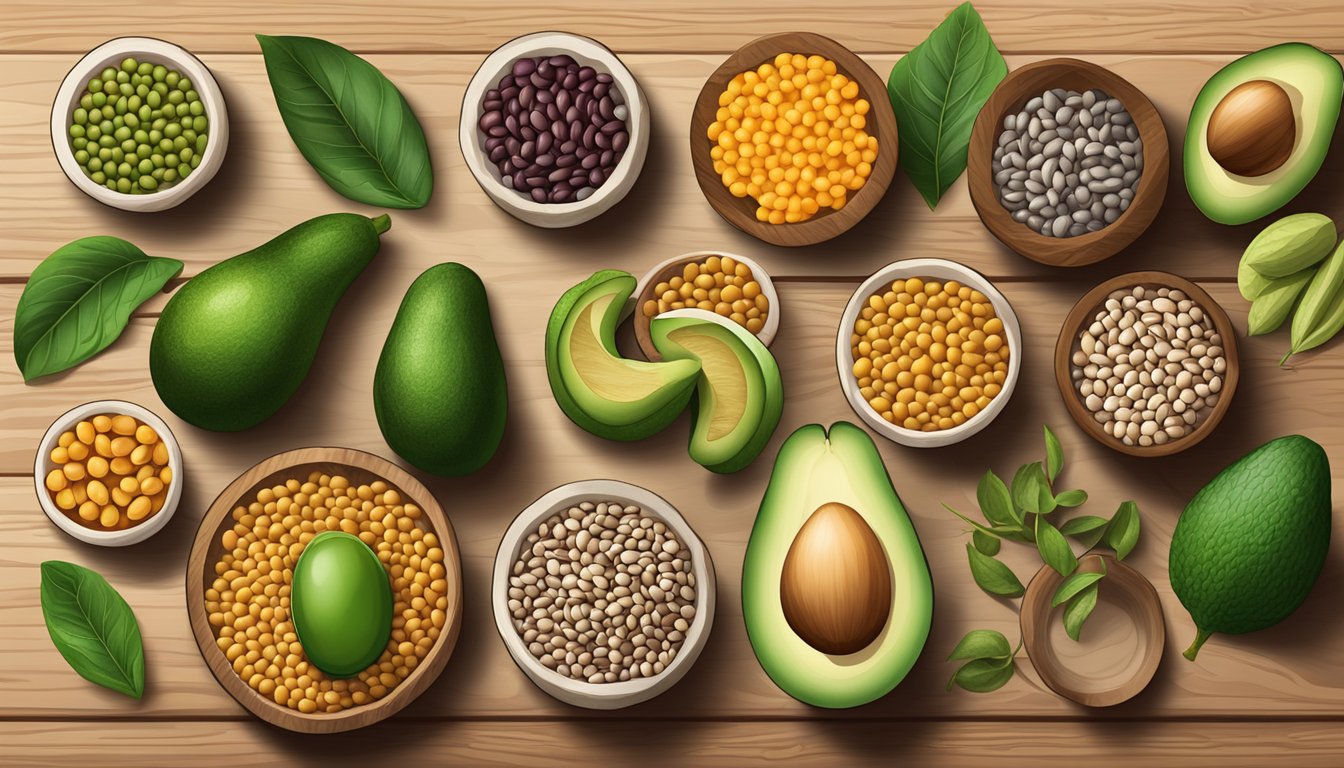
[536,60,553,78]
[582,123,596,147]
[501,85,518,101]
[520,126,536,141]
[594,82,610,99]
[562,140,578,155]
[594,131,610,150]
[530,72,549,88]
[503,159,515,174]
[489,145,507,163]
[506,99,522,117]
[576,93,590,112]
[483,98,503,112]
[581,152,600,169]
[537,132,553,154]
[487,125,508,138]
[612,131,629,152]
[556,153,577,168]
[527,175,547,188]
[531,188,548,203]
[536,153,555,167]
[520,140,535,158]
[596,72,613,84]
[486,88,500,100]
[512,171,527,189]
[529,109,548,132]
[578,79,594,93]
[518,85,534,108]
[556,90,571,113]
[504,114,519,135]
[565,105,580,123]
[562,72,579,90]
[568,172,587,188]
[600,119,622,135]
[589,168,605,187]
[505,137,521,155]
[512,58,536,77]
[484,136,502,151]
[600,149,614,167]
[598,98,614,120]
[536,89,554,105]
[548,55,570,67]
[509,153,525,169]
[548,167,572,183]
[551,121,568,142]
[579,66,596,82]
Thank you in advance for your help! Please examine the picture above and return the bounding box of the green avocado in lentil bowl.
[67,56,209,195]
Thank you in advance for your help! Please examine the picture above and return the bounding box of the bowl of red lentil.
[631,251,779,361]
[186,446,463,733]
[835,259,1023,448]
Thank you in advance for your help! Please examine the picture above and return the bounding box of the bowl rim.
[185,446,464,733]
[49,36,229,213]
[1053,270,1239,457]
[33,399,184,547]
[631,250,781,360]
[1020,553,1165,707]
[966,57,1170,267]
[458,30,650,227]
[491,479,717,710]
[835,258,1023,448]
[688,31,899,247]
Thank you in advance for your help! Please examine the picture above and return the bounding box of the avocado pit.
[1207,79,1296,177]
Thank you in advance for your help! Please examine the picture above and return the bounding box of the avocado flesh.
[742,422,933,708]
[1170,435,1331,660]
[1186,43,1343,225]
[545,271,701,441]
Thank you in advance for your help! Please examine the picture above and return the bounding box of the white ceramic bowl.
[50,37,229,212]
[836,259,1023,448]
[35,400,184,546]
[492,480,715,709]
[631,251,781,348]
[459,32,650,228]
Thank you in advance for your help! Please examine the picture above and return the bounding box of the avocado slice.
[650,309,783,473]
[1185,43,1343,225]
[742,422,933,708]
[545,270,701,441]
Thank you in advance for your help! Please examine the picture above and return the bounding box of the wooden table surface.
[4,2,1344,765]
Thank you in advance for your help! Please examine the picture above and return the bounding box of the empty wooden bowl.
[631,251,779,361]
[968,58,1170,267]
[689,32,898,247]
[1054,271,1239,458]
[186,447,463,733]
[1021,554,1164,708]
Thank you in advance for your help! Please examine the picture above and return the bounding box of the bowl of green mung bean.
[50,37,228,212]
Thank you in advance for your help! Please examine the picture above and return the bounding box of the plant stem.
[370,214,392,234]
[1183,627,1213,661]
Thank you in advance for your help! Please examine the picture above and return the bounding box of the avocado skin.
[1170,435,1331,658]
[150,213,387,432]
[374,263,507,477]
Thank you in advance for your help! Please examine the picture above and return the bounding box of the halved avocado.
[1186,43,1343,225]
[545,271,701,441]
[742,422,933,708]
[649,309,783,473]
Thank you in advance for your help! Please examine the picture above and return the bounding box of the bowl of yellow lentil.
[35,400,183,546]
[690,32,898,247]
[631,251,779,361]
[836,259,1022,447]
[186,447,463,733]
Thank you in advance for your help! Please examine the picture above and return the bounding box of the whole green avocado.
[150,213,390,431]
[373,263,507,476]
[1170,435,1331,660]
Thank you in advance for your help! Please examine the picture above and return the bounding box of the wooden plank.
[4,1,1344,55]
[4,53,1339,281]
[5,280,1344,718]
[3,719,1344,767]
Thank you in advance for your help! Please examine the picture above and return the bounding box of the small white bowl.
[836,259,1023,448]
[459,31,650,228]
[492,480,715,709]
[630,251,781,360]
[50,37,229,213]
[34,400,184,546]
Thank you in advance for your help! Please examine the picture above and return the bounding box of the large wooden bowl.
[186,447,463,733]
[1054,272,1239,458]
[968,58,1170,267]
[689,32,898,247]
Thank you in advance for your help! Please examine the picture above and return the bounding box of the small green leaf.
[1054,489,1088,507]
[947,629,1011,661]
[1052,567,1107,608]
[1011,462,1056,516]
[972,529,1001,556]
[1063,583,1100,641]
[943,504,1029,543]
[1059,514,1110,548]
[1107,501,1141,560]
[1035,517,1077,576]
[966,543,1025,597]
[977,470,1015,526]
[949,656,1015,693]
[1044,425,1064,483]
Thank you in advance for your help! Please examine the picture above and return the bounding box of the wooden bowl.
[689,32,898,247]
[967,58,1169,267]
[1054,271,1239,458]
[186,447,463,733]
[1021,554,1164,708]
[630,251,779,361]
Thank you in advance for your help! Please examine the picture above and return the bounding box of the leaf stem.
[1183,628,1213,661]
[370,214,392,235]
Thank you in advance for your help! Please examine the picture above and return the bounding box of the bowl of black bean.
[460,31,650,228]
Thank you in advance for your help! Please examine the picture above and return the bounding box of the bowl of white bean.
[491,479,716,709]
[1055,271,1239,457]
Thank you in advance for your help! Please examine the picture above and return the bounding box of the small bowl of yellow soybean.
[35,400,184,546]
[50,37,228,212]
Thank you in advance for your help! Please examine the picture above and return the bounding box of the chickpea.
[45,412,173,531]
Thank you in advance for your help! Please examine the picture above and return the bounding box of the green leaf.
[966,543,1025,597]
[1059,514,1109,548]
[1044,425,1064,483]
[1063,583,1100,641]
[977,470,1015,526]
[1011,462,1056,516]
[1035,517,1078,576]
[1052,568,1107,608]
[949,656,1015,693]
[887,2,1007,208]
[972,528,1001,556]
[257,35,432,208]
[947,629,1011,661]
[13,237,182,381]
[1054,489,1087,507]
[1107,501,1141,560]
[943,503,1029,544]
[40,561,145,698]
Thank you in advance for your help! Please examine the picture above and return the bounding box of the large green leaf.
[887,2,1007,208]
[40,561,145,699]
[257,35,432,209]
[966,543,1025,597]
[13,237,182,381]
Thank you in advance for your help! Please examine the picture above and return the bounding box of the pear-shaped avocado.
[374,263,507,476]
[150,213,389,431]
[1170,435,1331,660]
[742,422,933,708]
